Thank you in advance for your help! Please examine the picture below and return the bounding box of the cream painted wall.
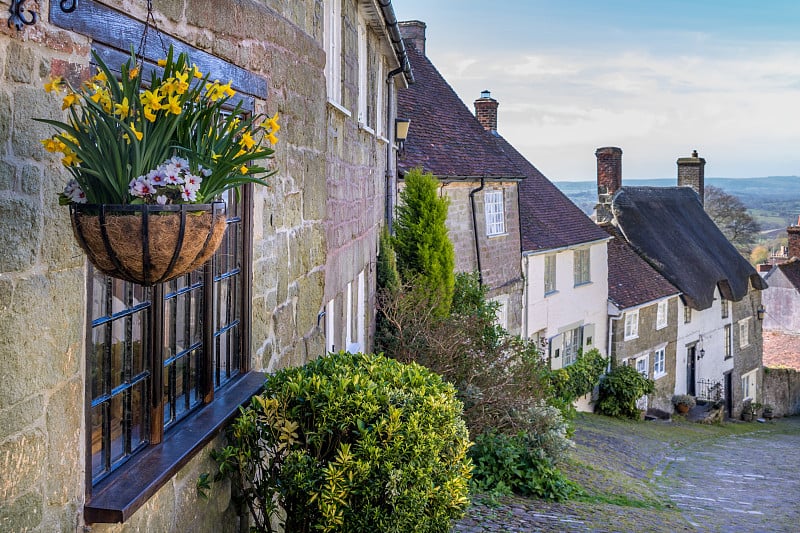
[674,287,734,395]
[522,239,610,367]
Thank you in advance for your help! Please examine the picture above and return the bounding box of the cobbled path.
[454,417,800,532]
[655,417,800,532]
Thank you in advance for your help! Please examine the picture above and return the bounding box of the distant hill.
[555,176,800,231]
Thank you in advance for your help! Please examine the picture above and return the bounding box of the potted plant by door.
[38,47,279,285]
[762,404,774,420]
[672,394,696,414]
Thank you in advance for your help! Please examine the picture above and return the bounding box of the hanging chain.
[135,0,168,66]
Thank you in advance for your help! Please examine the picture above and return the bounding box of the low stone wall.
[762,367,800,417]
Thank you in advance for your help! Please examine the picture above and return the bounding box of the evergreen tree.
[394,168,455,316]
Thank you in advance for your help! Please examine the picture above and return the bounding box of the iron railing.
[697,378,724,404]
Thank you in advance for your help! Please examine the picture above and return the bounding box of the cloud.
[429,44,800,179]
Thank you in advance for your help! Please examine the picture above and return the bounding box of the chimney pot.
[677,150,706,204]
[594,147,622,223]
[474,90,499,132]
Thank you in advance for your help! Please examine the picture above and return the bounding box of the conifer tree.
[394,168,455,316]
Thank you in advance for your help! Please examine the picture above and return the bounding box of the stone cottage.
[0,0,410,530]
[595,148,767,418]
[396,21,525,334]
[603,224,681,413]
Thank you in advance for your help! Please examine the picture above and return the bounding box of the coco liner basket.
[70,202,227,285]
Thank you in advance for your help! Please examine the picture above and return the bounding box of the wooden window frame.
[544,254,556,295]
[485,189,506,236]
[573,248,591,286]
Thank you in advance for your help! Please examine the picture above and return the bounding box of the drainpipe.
[522,254,529,338]
[469,178,486,285]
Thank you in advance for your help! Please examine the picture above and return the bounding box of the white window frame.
[635,354,649,378]
[574,248,591,286]
[484,190,505,236]
[490,295,509,330]
[721,298,729,319]
[724,324,732,359]
[563,326,583,367]
[357,14,368,126]
[684,304,692,324]
[544,254,556,295]
[739,318,750,348]
[324,0,343,105]
[741,369,757,401]
[624,310,639,340]
[376,58,385,137]
[656,300,668,330]
[653,348,666,379]
[325,299,336,353]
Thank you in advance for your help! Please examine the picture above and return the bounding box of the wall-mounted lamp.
[757,304,766,321]
[698,348,705,360]
[395,118,410,154]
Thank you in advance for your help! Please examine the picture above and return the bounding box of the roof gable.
[612,186,766,310]
[492,135,609,251]
[771,258,800,290]
[397,44,523,179]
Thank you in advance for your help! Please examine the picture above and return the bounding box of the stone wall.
[732,290,764,418]
[0,0,391,530]
[610,298,679,413]
[762,367,800,417]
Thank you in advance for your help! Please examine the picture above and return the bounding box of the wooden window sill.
[85,372,265,524]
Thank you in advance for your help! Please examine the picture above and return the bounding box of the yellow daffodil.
[157,58,167,67]
[265,113,280,133]
[129,123,143,141]
[240,165,248,174]
[62,151,81,166]
[128,66,140,80]
[267,132,279,145]
[220,81,235,98]
[41,137,61,152]
[173,71,189,94]
[235,148,247,158]
[192,64,202,78]
[61,92,78,110]
[114,96,130,118]
[140,89,162,110]
[239,132,255,150]
[166,94,182,115]
[44,76,63,94]
[143,106,157,122]
[93,70,108,83]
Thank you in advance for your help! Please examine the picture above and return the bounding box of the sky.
[391,0,800,181]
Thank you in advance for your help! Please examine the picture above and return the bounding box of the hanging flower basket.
[70,202,227,285]
[35,46,279,285]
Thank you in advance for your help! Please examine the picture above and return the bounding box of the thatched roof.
[612,186,766,310]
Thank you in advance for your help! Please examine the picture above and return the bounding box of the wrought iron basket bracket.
[8,0,77,31]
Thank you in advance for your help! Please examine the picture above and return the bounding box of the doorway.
[687,345,696,396]
[724,371,733,419]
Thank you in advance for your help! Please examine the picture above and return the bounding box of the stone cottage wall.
[762,367,800,417]
[0,0,359,530]
[731,290,765,419]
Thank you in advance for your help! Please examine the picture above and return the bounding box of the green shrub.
[595,364,655,419]
[212,351,472,533]
[394,168,455,316]
[469,430,580,502]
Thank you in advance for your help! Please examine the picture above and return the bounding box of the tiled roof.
[491,135,610,251]
[612,186,767,310]
[397,44,524,179]
[603,224,680,309]
[777,258,800,289]
[763,331,800,371]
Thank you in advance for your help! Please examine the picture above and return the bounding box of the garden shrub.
[394,168,455,316]
[212,351,472,533]
[469,430,580,502]
[595,364,655,419]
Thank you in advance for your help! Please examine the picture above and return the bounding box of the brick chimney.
[398,20,426,55]
[474,90,499,132]
[677,150,706,204]
[788,219,800,259]
[594,147,622,223]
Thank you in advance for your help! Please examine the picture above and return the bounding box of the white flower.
[180,185,197,202]
[183,173,202,192]
[169,156,189,170]
[63,179,88,203]
[147,168,167,188]
[130,177,154,197]
[155,194,169,205]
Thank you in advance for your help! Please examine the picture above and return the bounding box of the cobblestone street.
[455,416,800,533]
